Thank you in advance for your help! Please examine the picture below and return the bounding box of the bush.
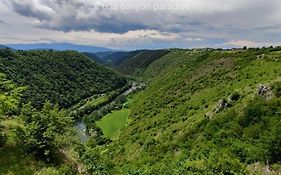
[0,125,6,148]
[230,92,240,101]
[272,82,281,97]
[206,150,246,175]
[15,102,73,162]
[239,98,264,127]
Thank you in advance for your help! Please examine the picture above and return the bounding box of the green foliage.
[272,82,281,97]
[0,73,23,148]
[2,47,281,174]
[0,49,127,108]
[94,50,143,66]
[0,144,42,175]
[0,73,24,115]
[116,50,169,75]
[69,85,129,119]
[80,147,111,174]
[92,48,281,174]
[36,165,76,175]
[15,102,73,162]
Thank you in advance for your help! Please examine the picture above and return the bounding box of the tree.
[0,73,24,147]
[0,73,25,115]
[15,102,73,162]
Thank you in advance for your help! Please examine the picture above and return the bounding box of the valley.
[1,1,281,174]
[0,47,281,175]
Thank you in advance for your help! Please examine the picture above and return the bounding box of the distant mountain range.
[0,45,9,49]
[6,43,113,53]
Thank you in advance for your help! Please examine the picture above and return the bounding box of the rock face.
[215,93,240,113]
[217,99,228,112]
[215,98,230,113]
[257,84,273,100]
[258,84,270,96]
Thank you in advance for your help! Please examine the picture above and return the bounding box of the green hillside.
[82,52,105,65]
[95,50,142,66]
[1,47,281,175]
[116,49,170,75]
[0,49,128,174]
[84,47,281,174]
[0,49,127,108]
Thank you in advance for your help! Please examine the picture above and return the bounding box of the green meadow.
[96,109,130,140]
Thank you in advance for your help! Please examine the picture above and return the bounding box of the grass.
[0,145,40,175]
[80,96,108,111]
[96,109,130,140]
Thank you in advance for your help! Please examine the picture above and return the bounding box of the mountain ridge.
[6,42,113,53]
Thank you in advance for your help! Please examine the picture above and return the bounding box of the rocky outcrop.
[215,92,240,113]
[257,84,273,100]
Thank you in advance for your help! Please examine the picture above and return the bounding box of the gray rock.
[257,84,273,100]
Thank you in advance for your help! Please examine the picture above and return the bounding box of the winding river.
[75,83,142,142]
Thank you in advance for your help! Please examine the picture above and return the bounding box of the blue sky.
[0,0,281,50]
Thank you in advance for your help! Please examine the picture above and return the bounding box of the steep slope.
[95,50,143,66]
[92,47,281,174]
[0,49,127,108]
[82,52,105,65]
[116,49,169,75]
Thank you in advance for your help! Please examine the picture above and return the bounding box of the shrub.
[0,125,6,148]
[230,92,240,101]
[15,102,72,162]
[272,82,281,97]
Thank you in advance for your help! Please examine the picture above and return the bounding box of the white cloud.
[224,40,277,48]
[0,0,281,49]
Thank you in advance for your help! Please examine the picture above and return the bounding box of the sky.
[0,0,281,50]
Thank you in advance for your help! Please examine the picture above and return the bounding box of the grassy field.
[82,96,108,109]
[96,109,130,140]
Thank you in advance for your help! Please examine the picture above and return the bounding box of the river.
[75,83,142,142]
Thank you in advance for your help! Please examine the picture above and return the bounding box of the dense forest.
[0,49,129,174]
[1,47,281,174]
[0,49,127,109]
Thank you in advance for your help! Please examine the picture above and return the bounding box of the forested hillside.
[83,47,281,174]
[116,49,169,75]
[82,52,105,65]
[95,50,143,66]
[0,49,129,174]
[0,49,127,108]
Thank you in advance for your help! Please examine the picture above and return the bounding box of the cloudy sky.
[0,0,281,50]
